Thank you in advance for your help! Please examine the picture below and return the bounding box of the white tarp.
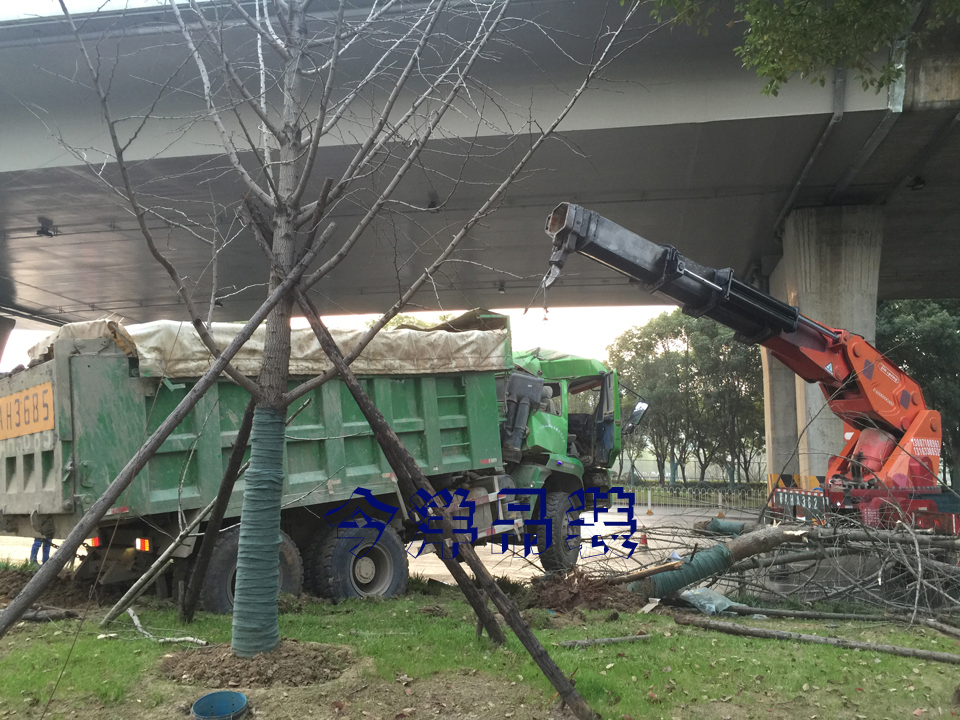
[28,317,511,379]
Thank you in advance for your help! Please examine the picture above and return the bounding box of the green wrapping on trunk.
[703,518,748,537]
[628,544,734,597]
[231,407,286,657]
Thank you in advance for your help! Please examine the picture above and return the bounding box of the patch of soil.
[526,569,648,613]
[118,658,572,720]
[0,568,103,610]
[159,639,352,688]
[418,604,447,617]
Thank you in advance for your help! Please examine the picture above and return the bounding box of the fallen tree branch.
[21,608,79,622]
[628,525,809,601]
[727,546,864,574]
[593,561,683,587]
[559,634,650,648]
[675,614,960,665]
[808,527,960,548]
[726,605,894,622]
[126,608,207,646]
[923,619,960,640]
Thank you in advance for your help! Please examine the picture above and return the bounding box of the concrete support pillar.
[763,206,883,479]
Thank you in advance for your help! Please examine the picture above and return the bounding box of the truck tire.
[538,491,581,573]
[200,526,304,615]
[305,524,408,599]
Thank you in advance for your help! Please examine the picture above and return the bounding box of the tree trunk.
[628,525,808,601]
[229,2,304,657]
[230,408,287,657]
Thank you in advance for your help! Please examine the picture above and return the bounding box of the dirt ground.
[160,639,352,688]
[0,567,107,609]
[75,655,576,720]
[525,569,649,613]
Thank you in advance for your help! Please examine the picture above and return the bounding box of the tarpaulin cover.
[28,312,511,379]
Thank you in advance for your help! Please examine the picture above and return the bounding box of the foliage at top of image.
[640,0,960,94]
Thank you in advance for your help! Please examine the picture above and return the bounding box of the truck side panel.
[2,354,504,527]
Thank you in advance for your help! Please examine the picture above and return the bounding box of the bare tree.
[0,0,649,668]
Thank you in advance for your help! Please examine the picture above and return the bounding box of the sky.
[0,305,674,372]
[1,1,162,22]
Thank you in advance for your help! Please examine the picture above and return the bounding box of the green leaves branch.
[632,0,959,95]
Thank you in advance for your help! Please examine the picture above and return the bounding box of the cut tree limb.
[923,619,960,639]
[559,634,651,648]
[22,608,79,622]
[594,561,683,587]
[809,527,960,548]
[726,605,894,622]
[628,525,808,602]
[727,546,864,574]
[675,614,960,664]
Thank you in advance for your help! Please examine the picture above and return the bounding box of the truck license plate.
[0,382,54,439]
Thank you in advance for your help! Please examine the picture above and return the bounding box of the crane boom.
[543,203,949,530]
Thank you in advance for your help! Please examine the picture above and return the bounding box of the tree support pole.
[101,496,216,627]
[180,398,257,623]
[294,288,597,720]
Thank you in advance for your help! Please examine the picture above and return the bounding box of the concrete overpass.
[0,1,958,476]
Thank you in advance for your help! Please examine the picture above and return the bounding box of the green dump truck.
[0,311,629,610]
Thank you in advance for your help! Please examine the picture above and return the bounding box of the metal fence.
[614,458,766,485]
[609,484,769,511]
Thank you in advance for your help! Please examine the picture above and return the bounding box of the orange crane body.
[542,203,953,533]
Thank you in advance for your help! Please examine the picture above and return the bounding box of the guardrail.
[609,485,769,512]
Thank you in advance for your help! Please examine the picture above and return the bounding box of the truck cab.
[513,350,622,486]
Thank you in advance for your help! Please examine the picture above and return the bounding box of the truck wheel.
[305,524,408,599]
[538,491,581,573]
[200,526,304,615]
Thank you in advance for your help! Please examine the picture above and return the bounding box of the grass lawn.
[1,576,959,719]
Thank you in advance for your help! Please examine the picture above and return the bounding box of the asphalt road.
[0,504,762,582]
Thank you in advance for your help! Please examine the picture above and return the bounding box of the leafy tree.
[647,0,960,95]
[876,300,960,489]
[608,309,764,483]
[364,313,454,331]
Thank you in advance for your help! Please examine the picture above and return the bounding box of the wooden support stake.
[179,398,256,623]
[295,288,598,720]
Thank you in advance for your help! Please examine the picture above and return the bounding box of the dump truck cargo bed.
[0,324,506,539]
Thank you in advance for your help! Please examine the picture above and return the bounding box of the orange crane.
[542,203,955,533]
